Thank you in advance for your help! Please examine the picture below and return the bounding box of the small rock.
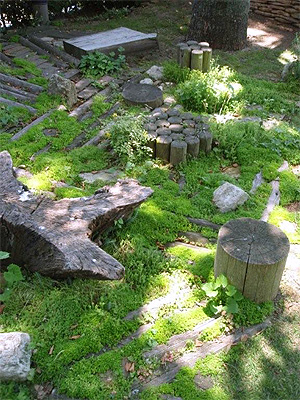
[194,373,214,390]
[164,96,176,106]
[183,119,195,127]
[156,127,171,136]
[154,112,168,120]
[170,133,184,140]
[146,65,163,80]
[183,128,195,136]
[57,104,67,111]
[140,78,154,85]
[279,220,297,234]
[13,167,33,180]
[43,128,58,137]
[181,112,194,120]
[0,332,31,381]
[213,182,249,213]
[144,123,157,131]
[221,165,241,179]
[156,120,170,128]
[41,36,54,42]
[48,75,77,109]
[79,169,122,184]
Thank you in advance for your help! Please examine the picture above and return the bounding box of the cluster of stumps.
[177,40,212,72]
[145,104,212,165]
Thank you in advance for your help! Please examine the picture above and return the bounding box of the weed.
[163,61,191,83]
[0,252,24,303]
[79,48,125,78]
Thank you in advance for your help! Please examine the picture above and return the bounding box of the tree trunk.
[188,0,250,50]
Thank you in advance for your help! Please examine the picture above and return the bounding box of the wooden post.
[180,46,191,68]
[214,218,290,303]
[191,50,203,71]
[198,42,210,48]
[156,136,172,162]
[202,48,212,72]
[198,130,212,153]
[170,140,187,165]
[186,136,200,157]
[176,42,186,64]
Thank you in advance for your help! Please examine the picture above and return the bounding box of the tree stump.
[122,83,163,109]
[214,218,290,303]
[156,136,172,162]
[0,151,153,281]
[170,140,187,165]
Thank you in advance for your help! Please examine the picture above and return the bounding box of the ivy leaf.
[0,251,10,260]
[216,274,228,288]
[0,287,11,302]
[202,282,218,297]
[223,297,239,314]
[3,264,24,286]
[225,284,237,297]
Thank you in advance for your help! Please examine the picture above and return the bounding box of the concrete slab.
[63,27,158,59]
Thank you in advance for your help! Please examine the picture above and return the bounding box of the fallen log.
[0,151,153,280]
[0,73,44,94]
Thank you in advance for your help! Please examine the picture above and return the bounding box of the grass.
[1,1,300,399]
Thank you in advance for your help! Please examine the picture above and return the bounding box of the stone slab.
[63,27,158,59]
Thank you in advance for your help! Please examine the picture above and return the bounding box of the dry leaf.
[125,362,135,372]
[70,335,81,340]
[36,367,42,374]
[195,339,202,347]
[70,324,78,330]
[161,351,174,364]
[241,334,248,342]
[48,345,54,355]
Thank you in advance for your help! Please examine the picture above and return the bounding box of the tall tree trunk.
[188,0,250,51]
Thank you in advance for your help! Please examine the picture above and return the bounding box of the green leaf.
[225,285,237,297]
[223,297,239,314]
[0,251,10,260]
[208,301,219,315]
[233,290,244,301]
[3,264,24,286]
[0,287,11,302]
[216,274,228,288]
[202,282,218,298]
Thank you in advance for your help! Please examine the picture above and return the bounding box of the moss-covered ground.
[0,1,299,399]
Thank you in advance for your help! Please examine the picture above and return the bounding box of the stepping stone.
[79,169,122,183]
[63,27,158,58]
[75,78,91,91]
[178,231,210,246]
[194,374,214,390]
[122,83,163,109]
[78,86,98,100]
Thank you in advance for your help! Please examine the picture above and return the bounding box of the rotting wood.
[0,97,37,114]
[0,87,35,103]
[0,73,44,94]
[0,151,153,280]
[0,52,14,66]
[10,110,54,141]
[137,319,271,390]
[214,218,290,303]
[187,217,221,231]
[0,83,37,101]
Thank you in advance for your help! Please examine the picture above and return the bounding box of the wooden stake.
[202,48,212,72]
[199,41,210,48]
[191,50,203,71]
[179,46,191,68]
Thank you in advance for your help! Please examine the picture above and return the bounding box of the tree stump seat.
[214,218,290,303]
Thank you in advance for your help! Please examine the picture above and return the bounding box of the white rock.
[79,169,122,184]
[0,332,31,381]
[146,65,163,80]
[140,78,154,85]
[213,182,249,213]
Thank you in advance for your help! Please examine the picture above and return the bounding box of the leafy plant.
[0,252,24,303]
[163,61,191,83]
[176,65,242,114]
[109,114,152,166]
[202,274,243,315]
[79,48,125,78]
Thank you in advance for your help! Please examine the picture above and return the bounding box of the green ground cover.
[0,2,300,399]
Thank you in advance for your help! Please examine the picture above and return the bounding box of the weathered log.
[179,46,191,68]
[122,83,163,109]
[214,218,290,303]
[0,73,44,94]
[0,97,37,114]
[187,217,221,231]
[202,48,212,72]
[0,151,153,280]
[0,87,34,103]
[156,136,172,162]
[0,83,37,102]
[198,129,212,153]
[28,35,80,67]
[186,136,200,157]
[170,140,187,165]
[10,111,54,141]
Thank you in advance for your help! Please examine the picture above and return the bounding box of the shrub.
[109,115,152,166]
[162,61,191,83]
[176,65,242,114]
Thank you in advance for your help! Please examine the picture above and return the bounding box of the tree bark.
[188,0,250,50]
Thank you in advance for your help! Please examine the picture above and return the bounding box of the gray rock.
[194,373,214,390]
[156,120,170,128]
[140,78,154,85]
[146,65,163,80]
[144,123,157,131]
[156,127,171,136]
[213,182,249,213]
[181,112,194,120]
[183,119,195,127]
[79,169,122,184]
[167,108,180,117]
[0,332,31,381]
[183,128,195,136]
[48,74,77,108]
[170,133,184,140]
[154,112,168,120]
[164,96,176,106]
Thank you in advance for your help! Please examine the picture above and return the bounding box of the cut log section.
[214,218,290,303]
[0,151,153,280]
[122,83,163,109]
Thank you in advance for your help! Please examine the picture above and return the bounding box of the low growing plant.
[0,251,24,303]
[202,274,243,315]
[79,48,125,78]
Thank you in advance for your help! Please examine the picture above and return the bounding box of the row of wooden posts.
[177,41,212,72]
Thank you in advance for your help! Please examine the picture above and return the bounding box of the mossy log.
[214,218,290,303]
[0,151,152,280]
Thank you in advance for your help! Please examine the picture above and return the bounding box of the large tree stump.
[214,218,290,303]
[0,151,152,281]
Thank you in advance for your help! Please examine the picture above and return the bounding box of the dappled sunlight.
[247,27,285,49]
[278,49,297,65]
